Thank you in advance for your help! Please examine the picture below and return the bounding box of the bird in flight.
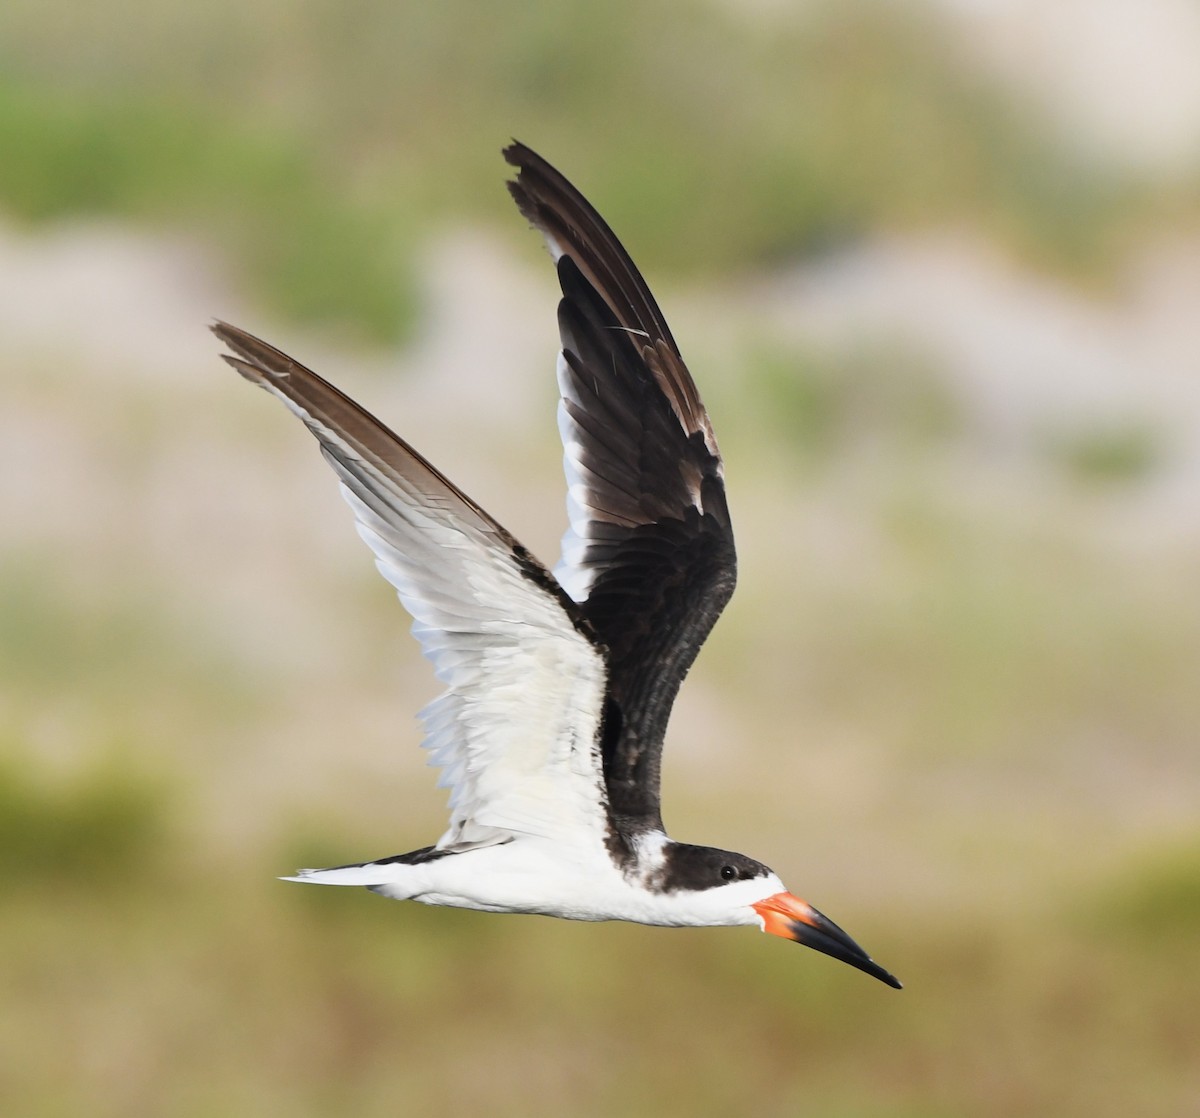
[213,142,900,989]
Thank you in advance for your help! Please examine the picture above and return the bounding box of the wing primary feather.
[503,146,737,834]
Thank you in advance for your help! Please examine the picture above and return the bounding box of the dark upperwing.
[505,143,737,839]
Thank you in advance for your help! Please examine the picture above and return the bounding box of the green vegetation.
[0,754,167,883]
[0,80,418,340]
[737,338,961,468]
[1050,421,1163,484]
[1,814,1195,1116]
[0,554,261,729]
[3,449,1197,1113]
[1087,838,1200,943]
[0,0,1174,342]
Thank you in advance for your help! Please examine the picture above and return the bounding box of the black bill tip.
[791,907,902,989]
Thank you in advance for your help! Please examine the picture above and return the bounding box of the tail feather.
[281,863,402,887]
[281,845,445,890]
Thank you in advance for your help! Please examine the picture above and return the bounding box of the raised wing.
[212,322,611,850]
[505,143,737,836]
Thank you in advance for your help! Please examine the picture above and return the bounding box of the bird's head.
[658,843,902,989]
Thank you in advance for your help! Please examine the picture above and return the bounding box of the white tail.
[281,863,402,887]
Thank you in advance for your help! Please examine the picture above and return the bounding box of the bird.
[212,141,900,989]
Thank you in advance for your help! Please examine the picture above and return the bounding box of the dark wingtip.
[502,139,527,167]
[211,320,265,384]
[502,139,542,171]
[209,321,302,381]
[503,141,547,228]
[210,319,255,357]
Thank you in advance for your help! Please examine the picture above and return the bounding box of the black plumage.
[506,142,737,841]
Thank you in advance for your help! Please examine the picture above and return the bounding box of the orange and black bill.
[753,892,902,989]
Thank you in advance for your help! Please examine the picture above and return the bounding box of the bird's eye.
[720,865,737,881]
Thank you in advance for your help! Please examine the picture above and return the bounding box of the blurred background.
[2,0,1198,1114]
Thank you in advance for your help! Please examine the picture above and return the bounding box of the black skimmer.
[212,142,900,989]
